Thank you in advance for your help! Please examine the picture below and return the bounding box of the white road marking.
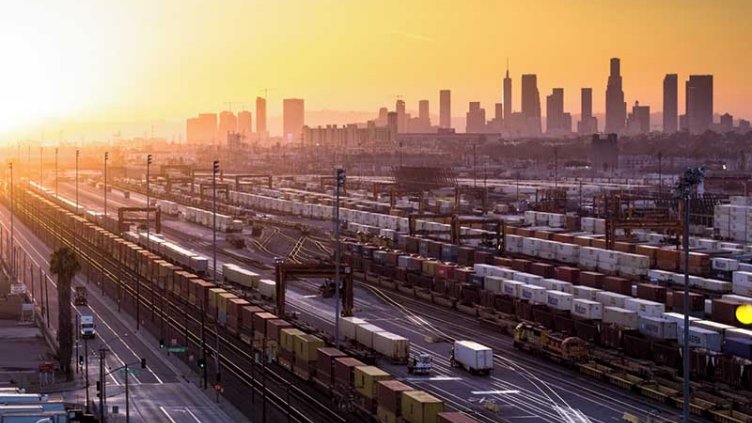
[159,406,178,423]
[471,389,520,395]
[185,407,203,423]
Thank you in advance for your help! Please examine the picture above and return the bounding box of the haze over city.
[1,0,751,139]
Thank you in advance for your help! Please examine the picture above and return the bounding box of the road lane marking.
[472,390,520,395]
[185,407,202,423]
[159,406,178,423]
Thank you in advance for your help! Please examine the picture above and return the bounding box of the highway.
[52,180,708,422]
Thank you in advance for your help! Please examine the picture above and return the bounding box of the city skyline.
[1,0,751,140]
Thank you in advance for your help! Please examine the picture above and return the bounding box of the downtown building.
[577,88,598,134]
[283,98,305,141]
[186,113,218,145]
[605,58,627,134]
[683,75,713,134]
[545,88,571,136]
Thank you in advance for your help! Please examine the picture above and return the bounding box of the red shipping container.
[334,357,365,389]
[580,271,605,289]
[438,412,480,423]
[376,380,414,414]
[613,241,635,253]
[315,347,347,387]
[555,266,580,283]
[227,298,250,331]
[453,267,474,284]
[457,247,475,266]
[252,312,278,338]
[474,250,493,265]
[604,276,631,295]
[534,230,552,240]
[241,306,264,333]
[530,262,555,278]
[267,319,293,342]
[636,284,667,303]
[712,299,740,325]
[435,263,457,280]
[511,258,531,272]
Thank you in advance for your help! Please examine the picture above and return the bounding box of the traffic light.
[198,358,206,369]
[147,154,152,165]
[213,160,220,175]
[214,383,222,393]
[79,355,84,366]
[159,339,165,349]
[96,381,101,397]
[141,358,147,369]
[336,168,346,186]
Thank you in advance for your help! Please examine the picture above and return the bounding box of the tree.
[50,246,81,380]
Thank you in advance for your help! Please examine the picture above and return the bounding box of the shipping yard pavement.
[56,182,710,423]
[0,203,247,423]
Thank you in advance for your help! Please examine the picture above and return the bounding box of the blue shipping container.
[723,337,752,360]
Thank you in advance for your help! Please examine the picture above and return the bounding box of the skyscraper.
[521,74,541,135]
[663,74,678,133]
[419,100,430,123]
[439,90,451,129]
[396,99,407,133]
[283,98,305,141]
[238,110,252,137]
[605,58,627,134]
[256,97,267,137]
[503,64,512,122]
[627,101,650,134]
[186,113,218,145]
[465,102,486,133]
[545,88,565,134]
[577,88,598,134]
[686,75,713,134]
[218,111,237,141]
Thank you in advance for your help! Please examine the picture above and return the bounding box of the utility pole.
[658,151,663,196]
[125,363,130,423]
[142,154,152,332]
[675,167,704,423]
[212,160,221,402]
[104,152,109,218]
[39,147,43,186]
[99,347,107,423]
[84,337,90,413]
[334,168,345,348]
[9,162,14,284]
[554,146,559,189]
[55,147,58,199]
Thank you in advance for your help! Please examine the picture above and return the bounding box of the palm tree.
[50,246,80,380]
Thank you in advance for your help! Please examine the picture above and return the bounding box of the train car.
[513,322,589,363]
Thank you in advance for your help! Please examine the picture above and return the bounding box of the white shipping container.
[662,312,701,329]
[692,320,735,336]
[726,328,752,342]
[546,291,574,311]
[639,316,678,340]
[721,294,752,305]
[340,317,368,340]
[733,271,752,285]
[603,307,639,329]
[712,257,739,272]
[571,299,603,320]
[520,285,548,304]
[356,324,385,349]
[373,331,410,362]
[483,276,504,293]
[257,279,276,299]
[502,280,526,298]
[648,269,674,283]
[596,291,630,308]
[572,286,602,301]
[453,340,494,372]
[513,272,543,286]
[678,327,722,351]
[625,298,665,318]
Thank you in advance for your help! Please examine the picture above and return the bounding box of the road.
[54,181,708,423]
[0,199,244,423]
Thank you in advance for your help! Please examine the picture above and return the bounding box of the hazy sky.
[1,0,751,138]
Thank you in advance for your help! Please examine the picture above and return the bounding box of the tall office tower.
[686,75,713,134]
[577,88,598,134]
[419,100,430,124]
[439,90,451,129]
[396,99,407,133]
[387,111,398,142]
[546,88,565,134]
[627,101,650,134]
[198,113,218,144]
[465,102,486,133]
[605,58,627,134]
[376,107,389,126]
[186,117,201,144]
[503,65,512,121]
[720,113,733,131]
[521,74,542,135]
[283,98,305,141]
[256,97,267,136]
[237,110,252,136]
[218,111,238,140]
[486,103,503,132]
[663,74,678,133]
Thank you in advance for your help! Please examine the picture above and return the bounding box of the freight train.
[15,183,481,423]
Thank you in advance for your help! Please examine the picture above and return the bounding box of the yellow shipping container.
[354,366,391,399]
[377,406,397,423]
[293,334,325,362]
[217,292,237,312]
[401,391,444,423]
[280,328,306,353]
[421,260,437,277]
[207,288,227,310]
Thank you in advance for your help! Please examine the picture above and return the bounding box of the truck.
[407,352,432,375]
[74,287,87,306]
[450,340,494,375]
[79,315,96,339]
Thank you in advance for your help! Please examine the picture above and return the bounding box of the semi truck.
[450,340,494,375]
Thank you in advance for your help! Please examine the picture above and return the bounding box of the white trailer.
[450,340,493,375]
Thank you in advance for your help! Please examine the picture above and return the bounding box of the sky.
[1,0,751,140]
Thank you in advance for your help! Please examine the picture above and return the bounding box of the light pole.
[55,147,58,199]
[334,167,345,348]
[142,154,152,332]
[212,160,221,401]
[8,162,14,284]
[674,167,704,423]
[104,152,109,218]
[39,147,43,187]
[76,150,79,213]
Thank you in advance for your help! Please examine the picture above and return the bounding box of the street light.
[212,159,221,402]
[334,167,345,348]
[674,166,704,423]
[141,154,152,332]
[8,162,14,284]
[104,152,109,218]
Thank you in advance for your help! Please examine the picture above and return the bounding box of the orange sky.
[1,0,751,139]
